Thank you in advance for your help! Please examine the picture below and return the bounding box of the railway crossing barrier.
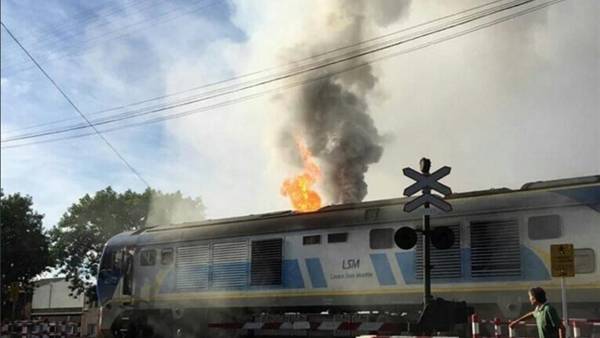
[209,319,409,336]
[0,320,80,338]
[470,314,600,338]
[356,336,459,338]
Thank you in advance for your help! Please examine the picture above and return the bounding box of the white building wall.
[32,279,84,309]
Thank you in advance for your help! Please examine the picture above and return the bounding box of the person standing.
[509,287,566,338]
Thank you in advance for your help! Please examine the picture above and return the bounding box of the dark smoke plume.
[281,0,410,204]
[300,80,382,203]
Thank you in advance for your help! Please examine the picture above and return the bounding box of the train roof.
[110,175,600,247]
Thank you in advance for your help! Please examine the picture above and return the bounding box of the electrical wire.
[0,0,225,74]
[1,21,151,188]
[1,0,152,63]
[1,0,533,142]
[3,0,508,137]
[1,0,566,150]
[1,0,539,143]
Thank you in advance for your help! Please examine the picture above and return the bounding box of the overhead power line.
[0,0,557,146]
[1,0,151,64]
[0,21,151,188]
[1,0,566,149]
[0,0,224,74]
[3,0,508,137]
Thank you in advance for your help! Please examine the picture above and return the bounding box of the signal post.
[551,243,575,338]
[400,158,453,308]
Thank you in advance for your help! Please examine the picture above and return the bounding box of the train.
[97,175,600,337]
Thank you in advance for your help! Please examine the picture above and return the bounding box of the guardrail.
[470,314,600,338]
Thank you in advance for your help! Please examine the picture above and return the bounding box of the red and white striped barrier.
[471,314,481,338]
[0,320,80,338]
[357,336,459,338]
[470,315,600,338]
[210,320,408,333]
[569,318,600,338]
[493,317,502,338]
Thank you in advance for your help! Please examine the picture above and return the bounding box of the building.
[31,278,84,323]
[29,278,98,337]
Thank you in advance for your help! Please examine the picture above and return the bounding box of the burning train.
[97,175,600,337]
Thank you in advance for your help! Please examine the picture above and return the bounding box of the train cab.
[97,232,137,337]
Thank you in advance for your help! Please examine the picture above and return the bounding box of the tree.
[50,187,204,301]
[1,189,53,320]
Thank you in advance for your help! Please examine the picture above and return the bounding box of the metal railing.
[471,314,600,338]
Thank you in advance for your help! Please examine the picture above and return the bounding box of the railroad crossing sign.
[403,193,452,212]
[403,166,452,197]
[551,243,575,277]
[399,158,454,308]
[403,160,452,213]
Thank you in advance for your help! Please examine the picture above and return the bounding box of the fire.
[281,139,322,212]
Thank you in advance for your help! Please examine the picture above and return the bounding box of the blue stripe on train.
[283,259,305,289]
[370,253,397,285]
[555,186,600,212]
[305,258,327,288]
[395,246,550,284]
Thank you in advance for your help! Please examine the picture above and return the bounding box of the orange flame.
[281,139,322,212]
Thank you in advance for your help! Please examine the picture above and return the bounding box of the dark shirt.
[533,303,561,338]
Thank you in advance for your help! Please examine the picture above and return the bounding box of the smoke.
[299,80,383,203]
[146,191,205,226]
[280,0,411,204]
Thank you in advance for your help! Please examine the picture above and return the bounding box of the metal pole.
[420,157,433,309]
[561,276,570,338]
[423,211,432,307]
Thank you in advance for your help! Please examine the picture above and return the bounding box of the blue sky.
[1,0,598,229]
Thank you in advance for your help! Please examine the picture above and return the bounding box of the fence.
[471,314,600,338]
[1,320,81,338]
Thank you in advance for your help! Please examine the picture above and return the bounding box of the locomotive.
[97,175,600,337]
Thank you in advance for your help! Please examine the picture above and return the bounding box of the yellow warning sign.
[551,244,575,277]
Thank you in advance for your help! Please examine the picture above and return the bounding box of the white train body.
[97,176,600,337]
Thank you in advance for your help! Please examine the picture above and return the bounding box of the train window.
[328,233,348,243]
[113,250,123,271]
[370,228,393,249]
[575,248,595,274]
[528,215,561,240]
[251,239,282,286]
[140,249,156,266]
[303,235,321,245]
[161,248,173,265]
[100,250,122,274]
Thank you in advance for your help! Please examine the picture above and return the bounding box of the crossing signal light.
[394,227,417,249]
[431,226,454,250]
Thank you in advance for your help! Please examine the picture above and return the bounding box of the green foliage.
[50,187,204,301]
[1,189,53,320]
